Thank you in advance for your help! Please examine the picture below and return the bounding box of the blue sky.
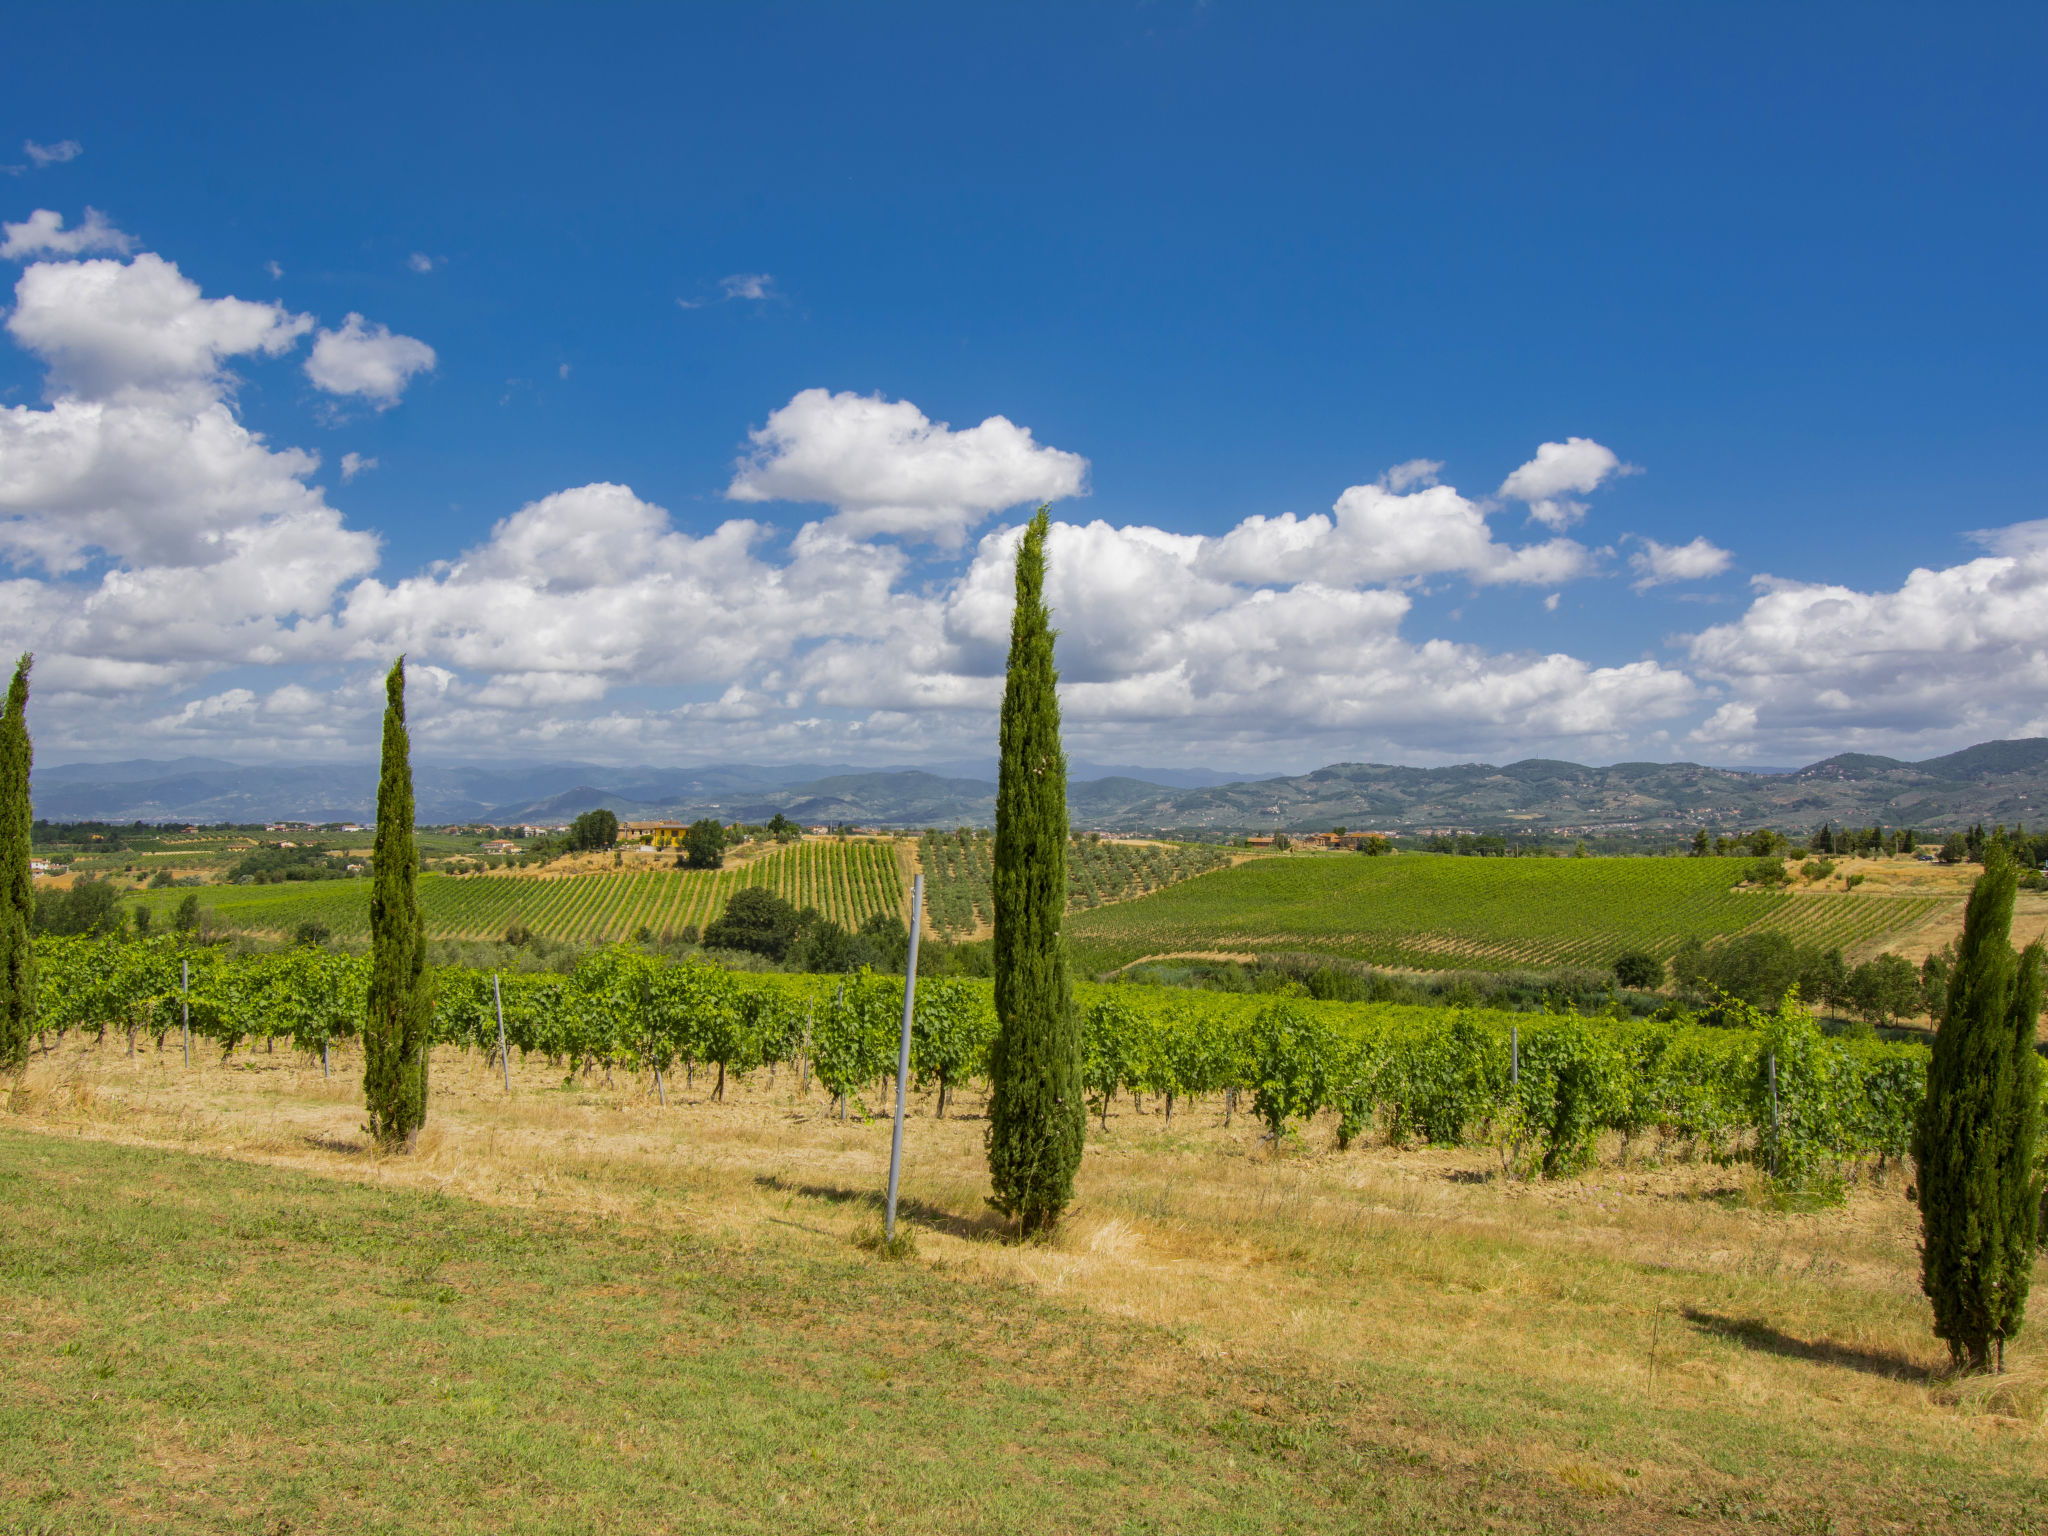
[4,3,2046,771]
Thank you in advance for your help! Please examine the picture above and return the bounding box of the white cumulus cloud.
[1,207,135,261]
[304,313,436,408]
[727,388,1090,546]
[340,452,377,482]
[720,273,774,300]
[7,252,310,405]
[1629,535,1733,590]
[1684,533,2048,758]
[1198,476,1591,589]
[1499,437,1632,530]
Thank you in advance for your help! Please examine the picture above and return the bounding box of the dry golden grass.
[7,1030,2047,1530]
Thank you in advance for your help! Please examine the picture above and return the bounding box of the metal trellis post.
[494,973,511,1092]
[1767,1051,1779,1177]
[885,874,924,1244]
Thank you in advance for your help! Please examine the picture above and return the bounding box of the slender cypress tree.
[364,657,431,1148]
[1915,842,2043,1371]
[0,655,33,1072]
[985,508,1083,1234]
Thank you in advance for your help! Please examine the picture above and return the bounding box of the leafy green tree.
[857,909,909,972]
[0,655,31,1069]
[985,508,1083,1234]
[1939,831,1969,865]
[1745,856,1790,887]
[363,658,432,1150]
[683,817,725,869]
[568,808,619,852]
[1690,828,1709,857]
[703,886,800,960]
[766,812,799,842]
[1847,952,1921,1024]
[1919,945,1953,1024]
[34,878,125,937]
[1704,931,1799,1010]
[1914,844,2043,1371]
[172,893,201,934]
[1796,944,1849,1016]
[1613,950,1664,990]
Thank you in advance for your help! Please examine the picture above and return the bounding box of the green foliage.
[567,808,620,853]
[364,658,432,1149]
[1745,856,1790,887]
[704,886,801,960]
[1847,951,1921,1024]
[908,977,995,1117]
[30,931,1936,1197]
[1081,996,1141,1130]
[225,843,353,883]
[1247,1001,1334,1141]
[986,507,1084,1234]
[1701,931,1799,1009]
[1914,847,2043,1371]
[0,654,31,1069]
[1384,1009,1501,1146]
[1507,1016,1628,1177]
[810,970,902,1113]
[1613,950,1663,990]
[34,877,126,937]
[683,818,726,870]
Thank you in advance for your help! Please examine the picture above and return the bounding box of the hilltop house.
[623,820,690,850]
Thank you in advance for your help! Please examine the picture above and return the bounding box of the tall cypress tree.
[1915,842,2043,1371]
[985,508,1083,1234]
[0,655,33,1072]
[364,657,431,1148]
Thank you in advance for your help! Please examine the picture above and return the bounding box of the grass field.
[4,1038,2043,1533]
[128,837,911,943]
[1066,852,1952,974]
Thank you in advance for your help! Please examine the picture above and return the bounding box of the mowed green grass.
[6,1129,1590,1535]
[1066,853,1947,974]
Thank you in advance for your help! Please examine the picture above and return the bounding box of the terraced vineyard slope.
[136,837,909,943]
[1064,852,1950,974]
[918,830,1234,937]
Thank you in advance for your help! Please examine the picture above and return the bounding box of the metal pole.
[181,959,190,1067]
[1510,1023,1519,1086]
[1768,1051,1779,1177]
[800,1000,813,1094]
[494,974,511,1092]
[885,875,924,1243]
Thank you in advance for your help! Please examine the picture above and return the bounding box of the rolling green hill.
[1063,852,1947,974]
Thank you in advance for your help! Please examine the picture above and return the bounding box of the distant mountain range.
[31,740,2048,838]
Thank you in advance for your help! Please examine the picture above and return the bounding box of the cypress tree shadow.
[1683,1308,1936,1381]
[752,1173,1009,1242]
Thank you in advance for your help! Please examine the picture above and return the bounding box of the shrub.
[1613,950,1664,990]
